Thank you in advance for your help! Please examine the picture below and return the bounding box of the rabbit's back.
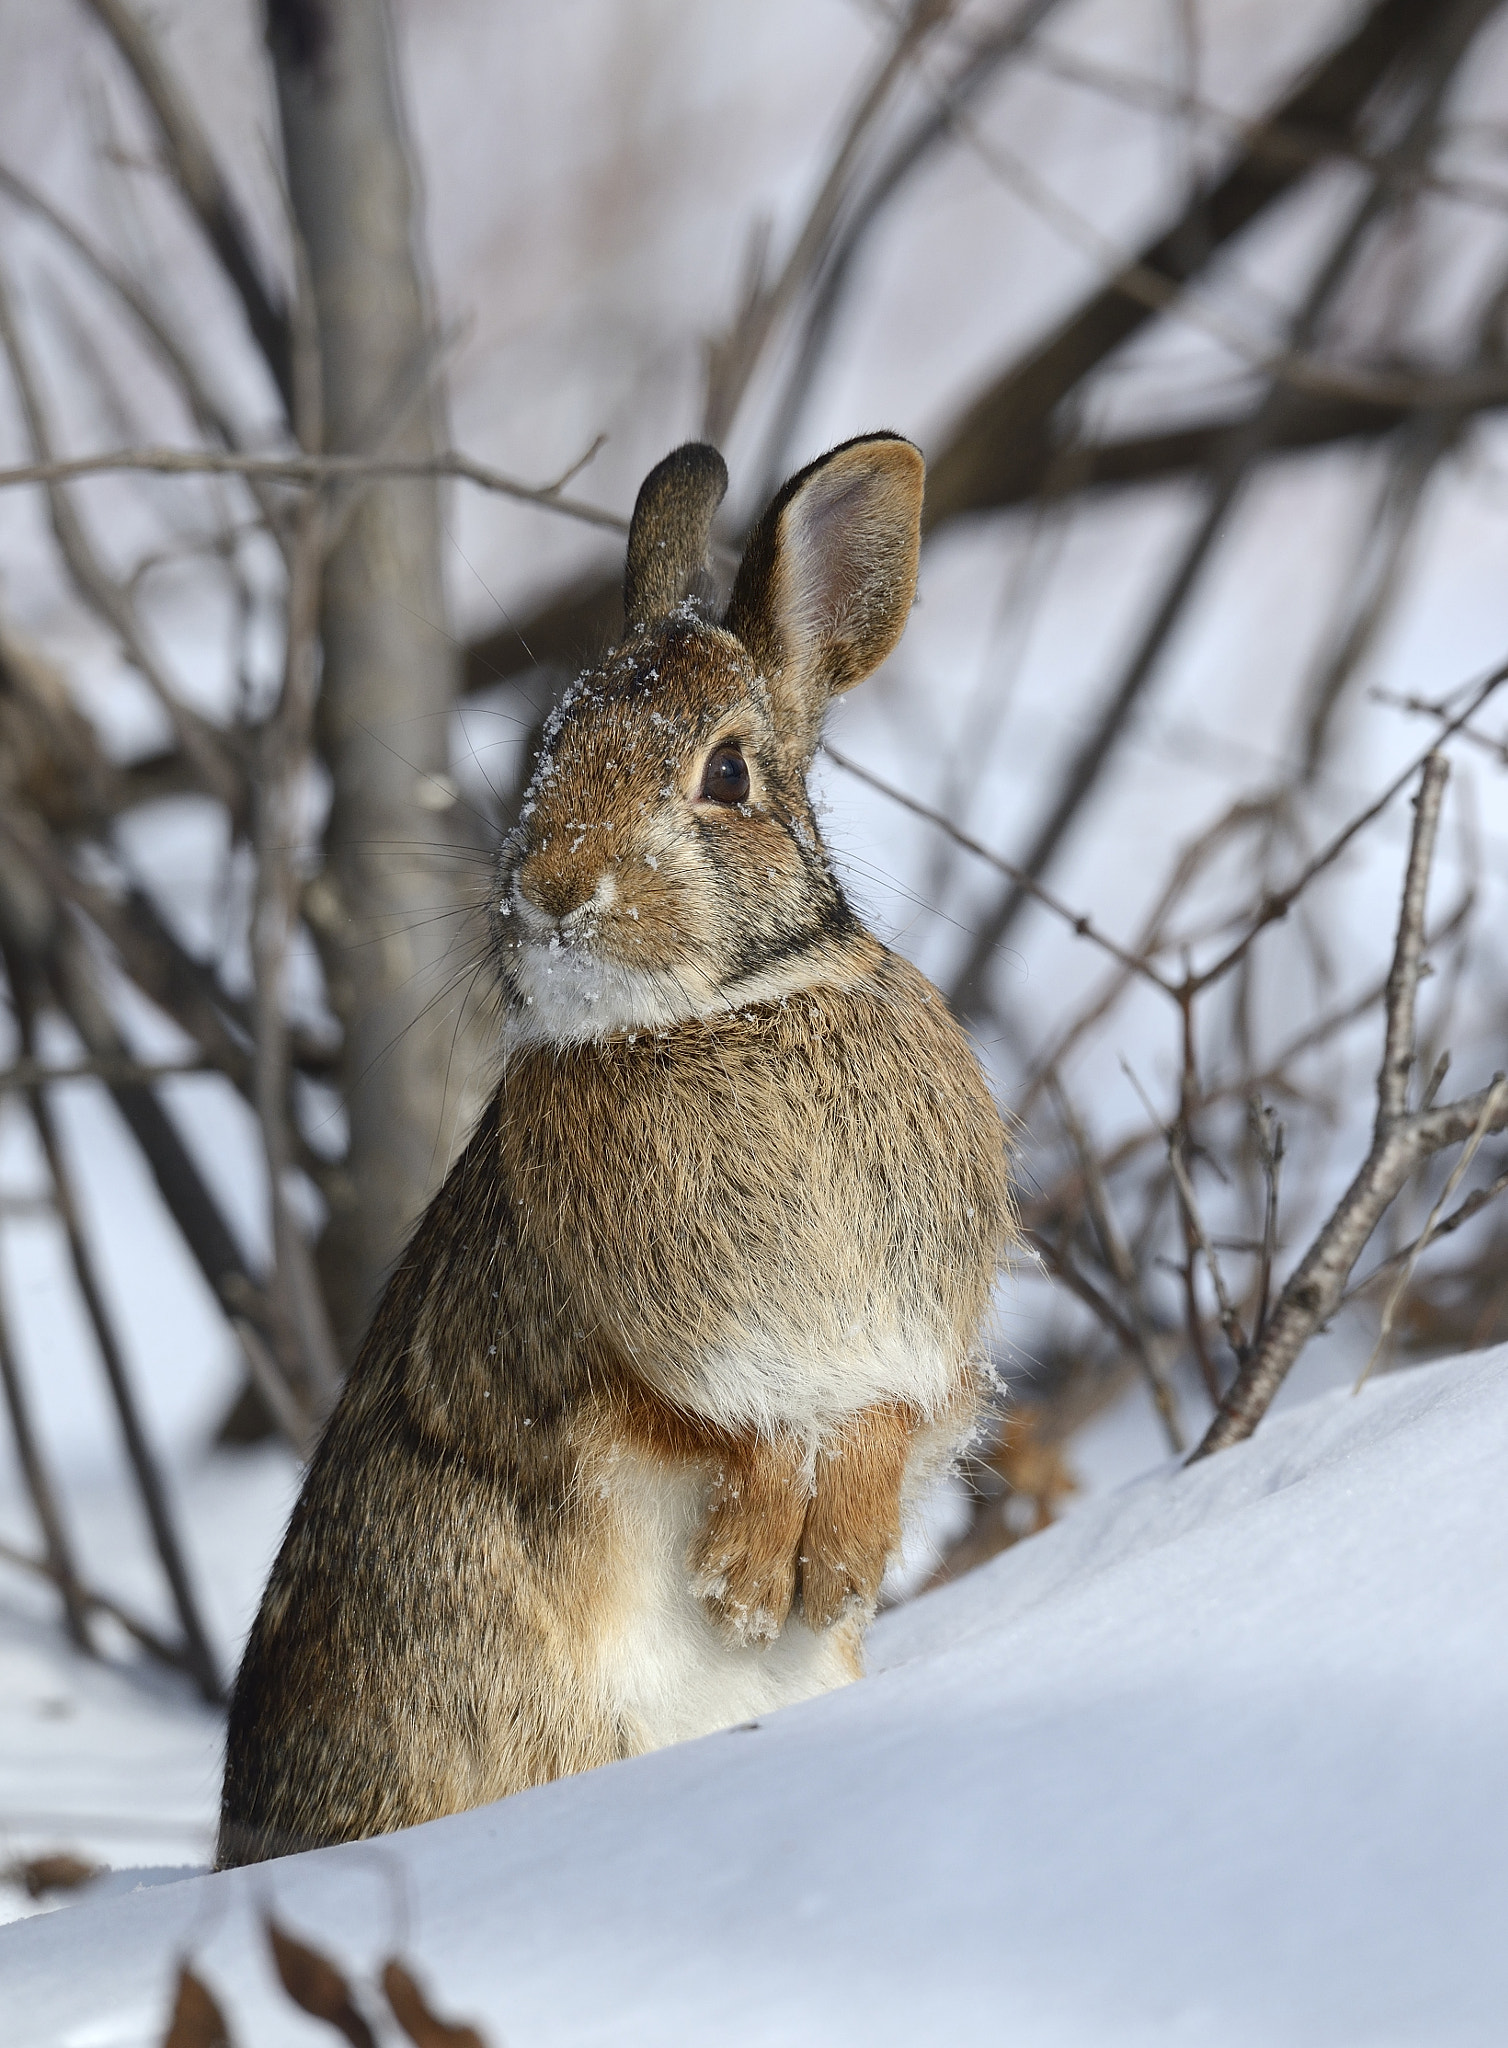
[218,1100,626,1864]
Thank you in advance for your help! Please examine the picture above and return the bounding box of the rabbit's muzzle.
[516,847,616,927]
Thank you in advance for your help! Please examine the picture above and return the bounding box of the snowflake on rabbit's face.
[493,615,856,1046]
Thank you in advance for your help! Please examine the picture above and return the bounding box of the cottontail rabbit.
[218,432,1014,1868]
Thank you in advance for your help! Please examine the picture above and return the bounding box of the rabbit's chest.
[684,1310,960,1438]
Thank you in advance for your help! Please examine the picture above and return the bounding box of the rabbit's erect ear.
[724,432,923,758]
[623,443,729,630]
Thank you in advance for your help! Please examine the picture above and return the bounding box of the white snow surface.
[5,1345,1506,2046]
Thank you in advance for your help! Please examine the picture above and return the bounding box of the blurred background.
[2,0,1506,1911]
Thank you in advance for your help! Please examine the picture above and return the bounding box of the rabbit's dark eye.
[700,745,750,805]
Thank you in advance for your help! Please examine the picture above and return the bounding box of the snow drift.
[7,1345,1507,2046]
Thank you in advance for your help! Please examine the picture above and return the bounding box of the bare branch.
[1342,1162,1508,1303]
[1355,1075,1508,1389]
[0,1537,194,1675]
[1185,664,1508,998]
[947,54,1474,1017]
[38,916,275,1349]
[1168,1135,1250,1364]
[1377,755,1449,1124]
[1250,1102,1286,1347]
[0,443,629,532]
[924,0,1484,527]
[1021,1227,1138,1354]
[1048,1076,1184,1452]
[22,1047,223,1700]
[1190,755,1508,1458]
[246,248,343,1419]
[0,1283,93,1653]
[946,95,1508,419]
[231,1316,316,1458]
[820,741,1176,992]
[78,0,293,408]
[703,0,957,444]
[1372,685,1508,765]
[1022,39,1508,221]
[0,269,241,805]
[0,807,256,1092]
[0,162,250,455]
[754,0,1068,480]
[0,1054,211,1092]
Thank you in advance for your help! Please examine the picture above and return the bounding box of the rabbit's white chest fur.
[686,1320,960,1440]
[590,1448,861,1748]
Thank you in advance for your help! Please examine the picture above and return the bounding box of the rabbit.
[217,432,1015,1868]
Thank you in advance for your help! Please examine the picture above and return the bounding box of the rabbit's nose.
[517,851,609,923]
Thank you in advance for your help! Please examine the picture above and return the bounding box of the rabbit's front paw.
[798,1532,878,1632]
[689,1433,808,1647]
[799,1402,914,1631]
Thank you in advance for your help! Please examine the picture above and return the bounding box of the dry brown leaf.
[161,1964,232,2048]
[382,1958,489,2048]
[264,1917,377,2048]
[985,1404,1081,1533]
[9,1851,102,1898]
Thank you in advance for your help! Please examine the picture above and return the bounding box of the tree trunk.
[267,0,470,1358]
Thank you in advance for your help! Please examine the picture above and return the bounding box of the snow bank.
[7,1347,1507,2046]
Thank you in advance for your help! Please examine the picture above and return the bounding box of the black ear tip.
[643,442,729,497]
[624,442,730,629]
[629,443,729,535]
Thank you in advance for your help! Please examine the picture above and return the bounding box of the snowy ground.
[5,1345,1505,2046]
[0,1443,296,1913]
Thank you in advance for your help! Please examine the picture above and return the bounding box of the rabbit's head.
[494,433,923,1043]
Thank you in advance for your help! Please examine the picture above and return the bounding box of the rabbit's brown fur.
[218,433,1014,1867]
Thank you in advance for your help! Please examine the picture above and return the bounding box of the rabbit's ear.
[624,443,729,630]
[724,433,923,759]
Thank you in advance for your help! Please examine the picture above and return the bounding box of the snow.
[6,1345,1507,2046]
[1,1,1507,2032]
[0,1444,296,1911]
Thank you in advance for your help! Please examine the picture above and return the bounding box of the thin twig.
[923,0,1491,527]
[1184,663,1508,998]
[820,742,1176,992]
[21,1027,223,1701]
[0,1054,212,1092]
[0,1288,93,1653]
[1047,1075,1184,1451]
[950,109,1508,416]
[946,107,1461,1014]
[1023,38,1508,222]
[232,1317,316,1457]
[1167,1139,1250,1364]
[0,445,629,531]
[754,0,1067,482]
[0,162,253,461]
[0,269,240,805]
[1342,1163,1508,1305]
[0,1538,193,1674]
[704,0,958,443]
[1372,686,1508,764]
[1021,1228,1139,1354]
[1250,1101,1285,1347]
[0,808,256,1093]
[1354,1075,1508,1391]
[247,247,343,1420]
[78,0,293,407]
[1190,754,1508,1459]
